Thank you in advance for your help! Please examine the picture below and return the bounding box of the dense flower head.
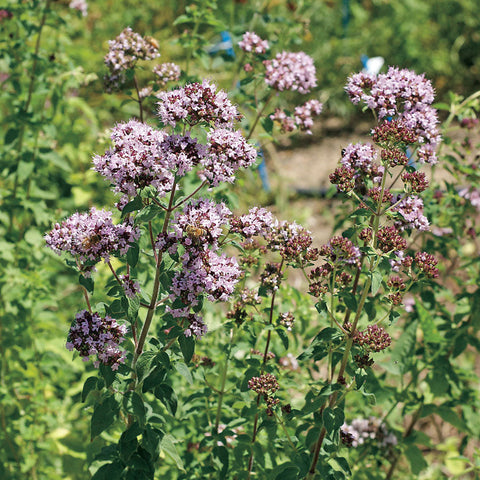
[329,165,355,192]
[230,207,276,238]
[341,417,397,448]
[266,221,316,262]
[372,119,418,147]
[45,207,139,269]
[346,66,440,164]
[392,195,430,231]
[415,251,439,278]
[153,62,181,87]
[171,250,241,304]
[320,236,361,267]
[200,128,257,186]
[264,51,317,94]
[278,312,295,331]
[93,120,167,199]
[341,143,381,180]
[66,310,127,370]
[401,171,429,193]
[270,99,323,135]
[104,27,160,91]
[157,198,231,253]
[354,325,392,352]
[238,31,269,54]
[157,80,240,128]
[248,373,279,396]
[294,99,323,133]
[161,132,207,177]
[376,226,407,253]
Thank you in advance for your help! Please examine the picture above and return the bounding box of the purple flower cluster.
[248,373,280,415]
[393,195,430,231]
[45,207,139,271]
[238,31,269,54]
[270,99,323,135]
[230,207,275,238]
[346,67,440,164]
[354,325,392,352]
[264,51,317,94]
[153,62,181,87]
[200,128,258,186]
[104,27,160,91]
[157,198,241,337]
[120,274,140,298]
[415,251,439,278]
[157,80,240,128]
[66,310,127,370]
[93,120,206,204]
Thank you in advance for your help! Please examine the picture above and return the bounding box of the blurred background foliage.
[1,0,480,478]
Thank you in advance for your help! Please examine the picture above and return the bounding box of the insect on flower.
[144,36,159,50]
[185,224,208,244]
[82,234,101,250]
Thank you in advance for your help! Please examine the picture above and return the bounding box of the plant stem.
[214,327,235,432]
[133,182,177,368]
[133,74,144,122]
[246,91,275,141]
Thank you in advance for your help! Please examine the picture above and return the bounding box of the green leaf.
[128,296,140,321]
[142,366,168,393]
[323,407,335,434]
[178,334,195,363]
[17,161,35,183]
[342,292,357,311]
[126,243,139,268]
[405,444,428,474]
[274,465,299,480]
[175,362,193,385]
[154,384,177,415]
[261,117,273,135]
[91,461,125,480]
[119,423,141,462]
[79,274,94,294]
[370,270,383,296]
[122,196,143,216]
[160,434,185,471]
[135,204,162,223]
[142,424,163,458]
[212,446,229,477]
[437,405,469,432]
[416,302,443,344]
[4,128,19,144]
[132,393,146,426]
[91,396,119,440]
[82,376,98,402]
[275,328,289,350]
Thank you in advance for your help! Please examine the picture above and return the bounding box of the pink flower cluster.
[153,62,181,87]
[393,195,430,231]
[346,66,440,164]
[238,31,269,54]
[200,128,257,186]
[157,80,240,127]
[104,27,160,91]
[93,120,207,204]
[45,207,139,270]
[230,206,275,237]
[354,325,392,352]
[66,310,127,370]
[157,199,242,338]
[270,99,323,135]
[264,51,317,94]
